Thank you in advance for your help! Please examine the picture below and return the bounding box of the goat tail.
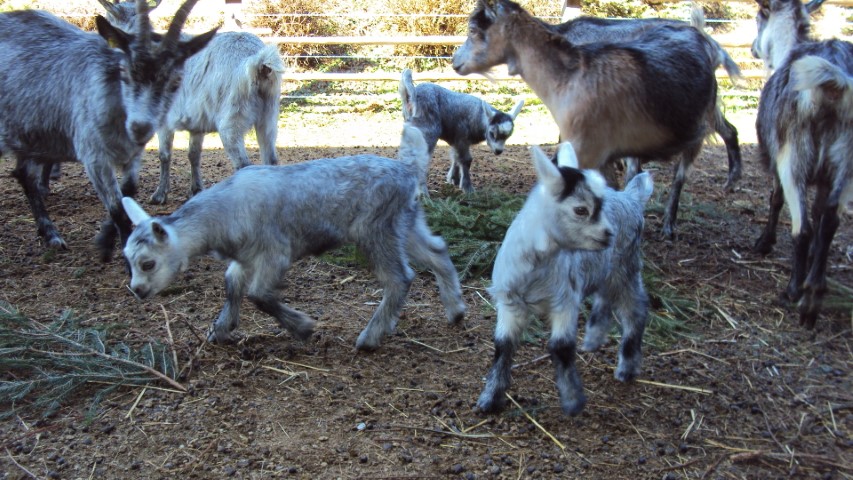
[244,45,285,98]
[792,55,853,102]
[399,123,431,177]
[399,69,418,120]
[624,171,654,206]
[689,3,743,82]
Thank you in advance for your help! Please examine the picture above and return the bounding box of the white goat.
[122,125,466,350]
[399,69,523,194]
[0,1,216,261]
[478,143,653,416]
[453,0,721,239]
[751,0,853,329]
[98,0,285,204]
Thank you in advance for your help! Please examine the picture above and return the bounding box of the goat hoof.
[752,237,774,255]
[291,324,315,342]
[475,393,505,414]
[560,395,587,416]
[207,329,241,344]
[614,363,641,383]
[45,235,68,251]
[447,307,465,325]
[149,192,168,205]
[355,332,381,351]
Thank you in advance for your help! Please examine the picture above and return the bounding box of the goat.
[452,0,720,239]
[477,143,652,416]
[399,68,523,194]
[98,0,285,204]
[122,125,466,350]
[0,1,216,261]
[552,8,743,192]
[752,0,828,71]
[751,0,852,328]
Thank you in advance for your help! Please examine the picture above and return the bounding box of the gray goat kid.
[752,0,853,329]
[752,0,827,71]
[453,0,718,239]
[0,1,216,261]
[478,143,652,416]
[552,8,743,192]
[98,0,285,204]
[399,69,524,194]
[122,125,466,350]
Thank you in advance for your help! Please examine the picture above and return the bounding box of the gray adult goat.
[98,0,285,204]
[0,1,216,261]
[752,0,852,329]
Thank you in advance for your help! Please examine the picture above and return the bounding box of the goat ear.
[176,27,219,62]
[530,145,564,195]
[151,221,169,243]
[555,142,579,169]
[399,69,418,119]
[509,99,524,120]
[805,0,826,13]
[97,0,121,18]
[122,197,151,226]
[96,15,131,51]
[482,102,497,121]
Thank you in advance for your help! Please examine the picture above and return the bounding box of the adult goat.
[0,1,216,260]
[98,0,285,204]
[752,0,852,329]
[453,0,719,238]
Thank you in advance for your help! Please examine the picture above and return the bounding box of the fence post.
[561,0,583,21]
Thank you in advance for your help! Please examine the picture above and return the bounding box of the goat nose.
[132,286,149,300]
[494,148,504,155]
[130,122,153,144]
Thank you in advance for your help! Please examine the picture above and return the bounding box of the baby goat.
[0,1,215,260]
[753,38,853,329]
[453,0,719,239]
[399,69,523,194]
[99,0,285,204]
[478,143,653,416]
[122,125,466,350]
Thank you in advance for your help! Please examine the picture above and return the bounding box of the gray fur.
[452,0,718,239]
[753,36,853,329]
[477,143,652,416]
[122,125,466,350]
[752,0,827,71]
[553,9,743,193]
[399,69,523,194]
[0,1,216,261]
[99,1,285,204]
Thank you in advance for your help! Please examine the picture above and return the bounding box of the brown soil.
[1,137,851,479]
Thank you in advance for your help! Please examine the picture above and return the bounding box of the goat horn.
[134,0,152,48]
[163,0,201,46]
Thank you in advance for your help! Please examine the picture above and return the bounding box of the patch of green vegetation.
[424,185,525,281]
[0,303,178,420]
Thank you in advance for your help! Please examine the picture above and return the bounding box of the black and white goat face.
[531,144,613,251]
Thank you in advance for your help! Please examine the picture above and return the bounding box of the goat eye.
[574,207,589,217]
[141,260,156,272]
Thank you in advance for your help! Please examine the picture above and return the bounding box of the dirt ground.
[0,128,851,479]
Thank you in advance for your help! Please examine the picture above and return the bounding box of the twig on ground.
[505,393,565,450]
[636,379,713,394]
[5,448,39,479]
[161,305,179,375]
